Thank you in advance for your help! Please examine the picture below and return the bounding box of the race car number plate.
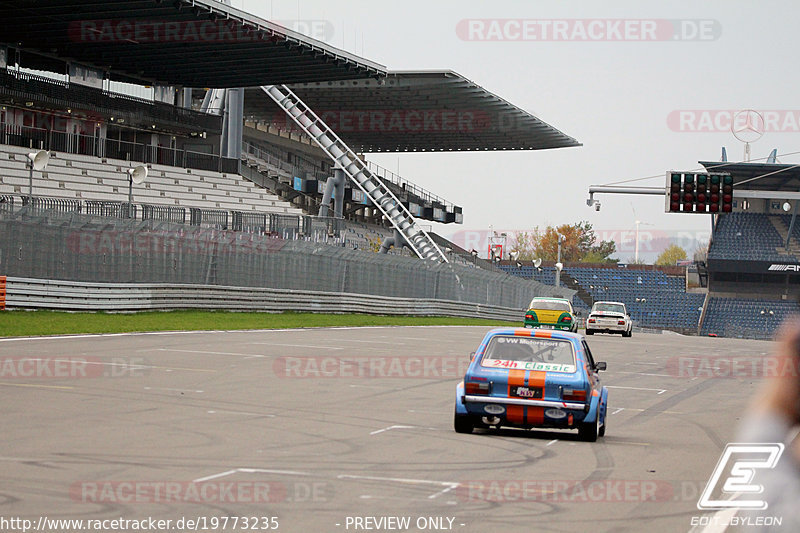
[511,386,542,399]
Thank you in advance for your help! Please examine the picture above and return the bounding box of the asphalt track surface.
[0,326,777,533]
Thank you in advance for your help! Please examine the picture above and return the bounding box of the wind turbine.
[632,203,654,263]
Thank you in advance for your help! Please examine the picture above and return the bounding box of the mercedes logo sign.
[731,109,765,143]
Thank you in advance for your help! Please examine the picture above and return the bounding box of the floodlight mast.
[554,233,565,287]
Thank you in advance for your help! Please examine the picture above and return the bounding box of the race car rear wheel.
[578,414,599,442]
[598,412,606,437]
[454,411,474,434]
[623,329,632,337]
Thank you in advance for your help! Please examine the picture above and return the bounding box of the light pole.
[760,308,774,337]
[554,233,565,287]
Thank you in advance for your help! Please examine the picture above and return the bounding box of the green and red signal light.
[669,173,682,212]
[666,172,732,214]
[722,175,734,212]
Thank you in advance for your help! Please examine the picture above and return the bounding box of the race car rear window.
[480,336,576,373]
[593,303,625,314]
[528,300,570,311]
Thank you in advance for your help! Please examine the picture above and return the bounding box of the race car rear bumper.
[587,322,627,332]
[464,395,586,412]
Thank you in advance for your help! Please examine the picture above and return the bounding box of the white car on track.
[586,301,632,337]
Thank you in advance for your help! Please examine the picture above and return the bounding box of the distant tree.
[693,240,709,262]
[509,230,539,261]
[581,250,618,264]
[535,221,616,263]
[655,244,688,266]
[536,225,583,262]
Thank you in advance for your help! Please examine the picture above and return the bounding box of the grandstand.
[0,0,582,314]
[707,212,795,262]
[700,296,799,338]
[692,159,800,338]
[500,262,704,333]
[0,145,302,214]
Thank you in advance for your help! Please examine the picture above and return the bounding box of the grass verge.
[0,310,518,338]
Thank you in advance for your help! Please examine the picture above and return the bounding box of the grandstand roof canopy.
[244,70,581,152]
[699,161,800,190]
[2,0,385,87]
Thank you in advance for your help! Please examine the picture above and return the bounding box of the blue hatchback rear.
[454,328,608,441]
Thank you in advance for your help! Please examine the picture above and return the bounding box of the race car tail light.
[561,316,572,323]
[465,381,490,395]
[525,314,533,321]
[587,318,596,323]
[562,388,587,402]
[618,320,626,325]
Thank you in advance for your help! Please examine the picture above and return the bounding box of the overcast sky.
[233,0,795,261]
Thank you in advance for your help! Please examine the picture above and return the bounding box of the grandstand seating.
[499,265,591,316]
[501,264,704,331]
[562,266,704,330]
[0,145,303,215]
[700,297,799,339]
[708,212,796,262]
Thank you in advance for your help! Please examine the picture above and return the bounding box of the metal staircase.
[261,85,448,263]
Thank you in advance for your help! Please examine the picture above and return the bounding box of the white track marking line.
[249,343,344,350]
[370,425,417,435]
[606,385,668,394]
[6,357,150,369]
[238,468,311,476]
[350,384,401,390]
[2,357,212,373]
[333,339,399,345]
[337,474,460,499]
[193,468,309,483]
[193,470,238,483]
[546,439,559,446]
[206,409,275,417]
[609,407,684,415]
[617,371,673,377]
[0,325,493,344]
[154,348,265,357]
[0,382,73,390]
[144,387,203,393]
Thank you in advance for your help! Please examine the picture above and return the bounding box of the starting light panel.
[666,172,733,214]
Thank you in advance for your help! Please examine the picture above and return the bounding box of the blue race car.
[454,328,608,441]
